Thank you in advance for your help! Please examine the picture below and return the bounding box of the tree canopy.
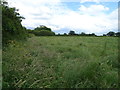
[69,30,76,35]
[27,25,55,36]
[2,1,27,45]
[34,25,51,31]
[107,31,115,36]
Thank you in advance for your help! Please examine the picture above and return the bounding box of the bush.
[2,2,27,46]
[27,33,35,38]
[34,30,55,36]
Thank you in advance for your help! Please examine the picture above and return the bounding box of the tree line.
[2,1,120,46]
[27,28,120,37]
[57,30,120,37]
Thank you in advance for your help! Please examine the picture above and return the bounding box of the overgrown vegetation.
[2,1,27,46]
[3,36,119,88]
[2,1,119,88]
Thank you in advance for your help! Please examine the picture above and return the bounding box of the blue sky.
[7,0,118,35]
[63,2,118,13]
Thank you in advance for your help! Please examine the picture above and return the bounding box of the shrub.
[34,30,55,36]
[2,1,27,46]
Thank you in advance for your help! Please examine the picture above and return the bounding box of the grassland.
[3,36,119,88]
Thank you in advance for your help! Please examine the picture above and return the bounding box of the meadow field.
[3,36,119,88]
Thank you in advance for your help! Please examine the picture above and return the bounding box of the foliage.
[2,1,27,46]
[63,33,67,36]
[68,31,96,36]
[115,32,120,37]
[103,34,106,36]
[34,25,51,31]
[68,30,76,35]
[80,32,86,36]
[107,31,115,36]
[33,30,55,36]
[2,1,119,88]
[27,26,55,36]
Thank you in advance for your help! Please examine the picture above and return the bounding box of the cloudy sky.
[7,0,119,35]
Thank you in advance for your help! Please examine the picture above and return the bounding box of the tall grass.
[3,36,119,88]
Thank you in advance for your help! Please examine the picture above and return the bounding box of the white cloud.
[79,5,109,15]
[7,0,118,35]
[80,0,100,3]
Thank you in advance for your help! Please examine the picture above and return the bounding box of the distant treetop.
[34,25,51,31]
[69,30,76,35]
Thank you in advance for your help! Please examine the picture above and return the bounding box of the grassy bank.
[3,36,119,88]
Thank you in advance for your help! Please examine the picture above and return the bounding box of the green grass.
[3,36,119,88]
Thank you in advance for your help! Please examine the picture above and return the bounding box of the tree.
[2,1,27,45]
[64,33,67,36]
[34,25,51,31]
[115,32,120,37]
[34,30,55,36]
[32,26,55,36]
[69,30,75,35]
[57,33,61,36]
[107,31,115,36]
[91,33,96,36]
[103,34,106,36]
[80,32,86,36]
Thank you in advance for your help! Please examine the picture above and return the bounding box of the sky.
[7,0,119,35]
